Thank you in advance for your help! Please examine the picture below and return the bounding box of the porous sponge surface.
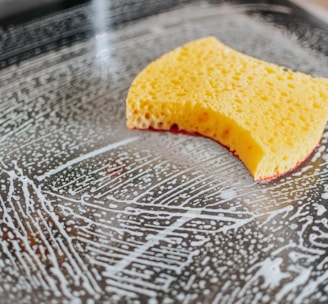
[126,37,328,181]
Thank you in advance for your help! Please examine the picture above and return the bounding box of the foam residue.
[1,1,328,304]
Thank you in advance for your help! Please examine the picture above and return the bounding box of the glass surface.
[1,1,328,303]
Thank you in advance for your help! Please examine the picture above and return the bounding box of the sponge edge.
[126,36,328,181]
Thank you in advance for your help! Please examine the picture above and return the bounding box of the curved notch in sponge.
[126,37,328,181]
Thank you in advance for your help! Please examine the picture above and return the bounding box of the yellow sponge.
[126,37,328,181]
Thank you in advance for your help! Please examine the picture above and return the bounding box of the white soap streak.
[155,174,207,206]
[47,190,257,238]
[237,257,290,299]
[257,205,295,228]
[104,283,139,298]
[275,267,312,303]
[151,244,190,256]
[46,189,255,221]
[2,162,104,299]
[6,131,54,157]
[63,209,144,237]
[133,155,234,207]
[186,184,238,208]
[37,137,139,181]
[106,273,164,294]
[43,191,129,215]
[117,212,255,235]
[211,184,264,205]
[2,166,64,296]
[0,47,89,95]
[95,155,161,198]
[104,215,192,277]
[0,106,54,146]
[72,226,188,271]
[78,235,184,268]
[132,164,198,202]
[40,213,102,297]
[56,238,101,298]
[290,270,328,303]
[272,243,321,264]
[0,102,21,123]
[56,162,112,190]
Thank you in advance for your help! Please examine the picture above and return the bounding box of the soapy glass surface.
[0,1,328,303]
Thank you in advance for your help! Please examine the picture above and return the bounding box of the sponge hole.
[221,127,231,139]
[171,79,180,85]
[319,91,327,99]
[156,121,163,128]
[205,90,213,98]
[265,67,275,74]
[176,92,187,97]
[170,123,179,133]
[285,140,294,147]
